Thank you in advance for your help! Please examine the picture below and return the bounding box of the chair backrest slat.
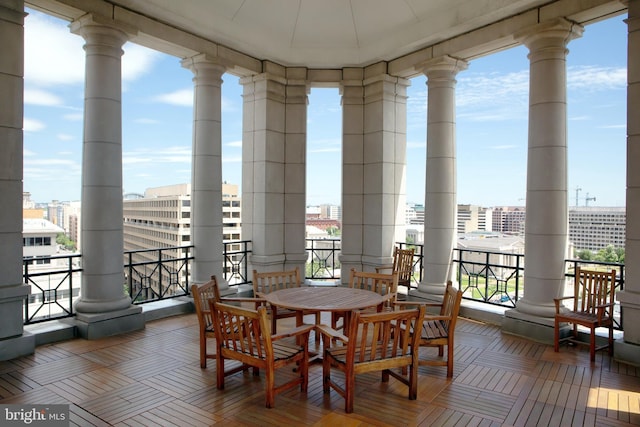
[393,247,415,285]
[348,269,399,308]
[346,306,425,365]
[211,301,270,360]
[253,268,302,295]
[573,267,616,317]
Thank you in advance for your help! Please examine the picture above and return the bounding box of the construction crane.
[585,193,596,206]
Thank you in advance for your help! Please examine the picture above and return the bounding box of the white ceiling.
[29,0,625,69]
[108,0,553,68]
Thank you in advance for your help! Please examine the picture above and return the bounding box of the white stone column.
[0,0,33,361]
[617,0,640,365]
[283,68,309,272]
[70,15,143,337]
[340,66,409,278]
[362,65,409,270]
[181,54,228,289]
[417,56,467,297]
[241,63,289,272]
[503,19,583,341]
[340,68,365,276]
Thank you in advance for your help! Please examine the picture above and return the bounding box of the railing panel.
[453,248,523,308]
[306,238,341,280]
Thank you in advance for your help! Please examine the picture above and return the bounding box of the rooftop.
[4,311,639,425]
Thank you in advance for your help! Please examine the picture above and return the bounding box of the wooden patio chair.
[376,247,415,290]
[394,281,462,378]
[210,301,314,408]
[253,268,321,342]
[317,305,425,413]
[330,268,399,332]
[191,276,262,368]
[554,267,617,362]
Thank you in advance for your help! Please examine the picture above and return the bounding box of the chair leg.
[200,332,207,368]
[408,363,418,400]
[345,371,355,413]
[322,354,331,394]
[590,327,596,362]
[608,326,614,356]
[265,368,275,408]
[447,343,454,378]
[216,355,225,390]
[299,353,309,393]
[554,318,560,353]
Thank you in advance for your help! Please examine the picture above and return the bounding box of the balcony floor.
[1,312,639,426]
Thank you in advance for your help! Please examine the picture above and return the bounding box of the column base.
[0,332,35,362]
[503,308,559,345]
[75,305,144,339]
[614,340,640,367]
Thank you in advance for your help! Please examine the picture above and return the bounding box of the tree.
[576,249,593,260]
[594,245,623,263]
[56,233,77,251]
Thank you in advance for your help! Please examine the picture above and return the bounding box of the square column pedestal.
[74,306,144,340]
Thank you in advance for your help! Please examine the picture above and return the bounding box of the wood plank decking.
[1,312,639,426]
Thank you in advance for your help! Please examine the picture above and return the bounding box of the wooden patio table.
[259,286,386,354]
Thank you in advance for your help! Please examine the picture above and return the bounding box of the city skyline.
[24,9,627,207]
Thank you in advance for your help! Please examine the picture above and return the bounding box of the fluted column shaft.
[182,54,227,286]
[71,15,132,313]
[0,0,33,361]
[419,56,467,296]
[617,0,640,363]
[513,19,583,318]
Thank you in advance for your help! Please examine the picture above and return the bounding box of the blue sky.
[23,9,628,207]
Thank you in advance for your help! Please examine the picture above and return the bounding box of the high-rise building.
[569,206,626,251]
[123,183,242,297]
[492,207,526,235]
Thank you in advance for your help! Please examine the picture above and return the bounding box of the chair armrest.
[393,301,442,310]
[423,314,450,322]
[271,324,314,341]
[315,324,349,344]
[221,297,266,304]
[553,296,574,312]
[375,264,393,273]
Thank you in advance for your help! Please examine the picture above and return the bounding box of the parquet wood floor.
[1,312,639,426]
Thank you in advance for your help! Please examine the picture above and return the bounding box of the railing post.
[157,249,163,299]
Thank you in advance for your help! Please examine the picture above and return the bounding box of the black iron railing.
[453,248,524,307]
[23,254,82,324]
[125,245,194,303]
[21,239,624,330]
[22,241,252,324]
[306,238,341,279]
[223,240,252,286]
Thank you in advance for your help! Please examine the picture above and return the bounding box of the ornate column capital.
[514,18,584,53]
[181,53,228,84]
[419,55,468,81]
[70,13,134,50]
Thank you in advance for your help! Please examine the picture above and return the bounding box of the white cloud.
[568,65,626,91]
[24,118,45,132]
[25,11,85,87]
[24,89,63,106]
[24,149,36,156]
[490,144,517,150]
[25,9,160,89]
[122,43,161,82]
[57,134,74,141]
[123,146,192,165]
[226,140,242,147]
[153,89,193,106]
